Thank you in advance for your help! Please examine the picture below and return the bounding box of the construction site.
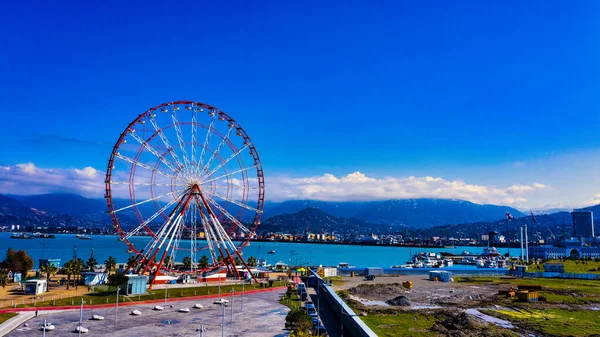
[331,272,600,337]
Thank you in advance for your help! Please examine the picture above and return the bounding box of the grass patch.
[325,276,345,286]
[11,281,286,308]
[360,312,439,337]
[544,260,600,274]
[279,292,302,310]
[457,277,600,304]
[488,308,600,337]
[0,312,18,324]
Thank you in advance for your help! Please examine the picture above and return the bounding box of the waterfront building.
[572,209,594,237]
[529,238,600,260]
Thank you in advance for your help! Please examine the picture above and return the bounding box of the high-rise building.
[572,210,594,238]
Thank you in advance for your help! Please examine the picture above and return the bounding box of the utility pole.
[241,282,244,311]
[43,319,47,337]
[164,281,168,306]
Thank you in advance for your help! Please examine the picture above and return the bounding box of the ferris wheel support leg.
[233,249,259,284]
[124,249,145,274]
[149,249,170,289]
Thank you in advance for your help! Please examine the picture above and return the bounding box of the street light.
[115,286,120,325]
[230,289,234,323]
[78,298,86,337]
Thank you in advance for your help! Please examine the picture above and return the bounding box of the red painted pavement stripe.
[0,286,286,313]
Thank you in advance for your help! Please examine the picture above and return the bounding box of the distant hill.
[8,193,107,216]
[264,199,525,228]
[261,208,393,235]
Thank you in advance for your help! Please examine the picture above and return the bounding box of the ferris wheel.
[104,101,264,286]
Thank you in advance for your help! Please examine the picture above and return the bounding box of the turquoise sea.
[0,232,510,268]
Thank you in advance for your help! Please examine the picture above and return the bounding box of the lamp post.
[221,302,225,337]
[78,298,86,337]
[164,281,168,306]
[241,281,244,311]
[230,289,234,323]
[115,286,119,325]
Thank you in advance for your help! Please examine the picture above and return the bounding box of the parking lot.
[6,291,289,337]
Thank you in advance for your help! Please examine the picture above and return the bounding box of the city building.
[572,209,594,238]
[529,238,600,260]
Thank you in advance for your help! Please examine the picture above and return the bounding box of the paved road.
[5,291,290,337]
[308,286,351,337]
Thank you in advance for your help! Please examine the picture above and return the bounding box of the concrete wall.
[312,271,377,337]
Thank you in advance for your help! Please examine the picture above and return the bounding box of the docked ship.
[10,232,35,239]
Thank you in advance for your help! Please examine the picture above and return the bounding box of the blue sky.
[1,1,599,209]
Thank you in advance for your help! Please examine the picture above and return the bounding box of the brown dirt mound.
[348,283,406,300]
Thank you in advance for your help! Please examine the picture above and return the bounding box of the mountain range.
[0,193,594,236]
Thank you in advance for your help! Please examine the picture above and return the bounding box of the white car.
[153,305,164,311]
[131,310,142,316]
[193,304,204,309]
[91,315,104,320]
[213,298,229,305]
[74,326,89,333]
[39,323,55,331]
[178,308,190,313]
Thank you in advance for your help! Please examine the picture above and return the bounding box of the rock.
[386,295,411,306]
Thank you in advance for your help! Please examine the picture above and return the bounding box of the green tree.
[63,260,75,290]
[0,269,8,288]
[285,308,313,333]
[234,257,242,266]
[126,255,138,271]
[198,255,209,269]
[107,272,129,292]
[86,256,98,271]
[163,256,173,269]
[104,256,117,274]
[182,256,193,270]
[40,263,58,288]
[217,255,224,264]
[4,248,34,274]
[247,256,258,267]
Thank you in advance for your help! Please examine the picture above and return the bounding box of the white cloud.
[512,161,526,168]
[74,166,98,179]
[0,163,561,208]
[268,171,552,206]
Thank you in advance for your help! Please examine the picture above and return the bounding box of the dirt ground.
[333,274,506,308]
[0,276,91,309]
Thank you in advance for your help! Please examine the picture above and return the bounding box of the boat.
[475,259,485,268]
[482,260,498,268]
[337,262,355,268]
[76,234,93,240]
[444,259,454,267]
[267,250,275,254]
[34,233,55,238]
[11,232,35,239]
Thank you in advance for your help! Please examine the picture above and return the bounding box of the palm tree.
[182,256,193,270]
[163,256,173,269]
[0,269,8,288]
[247,256,258,267]
[126,256,138,271]
[63,260,74,290]
[234,257,242,266]
[40,263,58,288]
[86,257,98,271]
[198,255,209,269]
[104,256,117,274]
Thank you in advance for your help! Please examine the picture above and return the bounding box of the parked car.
[365,274,376,281]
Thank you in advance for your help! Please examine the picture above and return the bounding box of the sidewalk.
[0,312,34,337]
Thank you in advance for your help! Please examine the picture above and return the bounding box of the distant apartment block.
[572,209,594,238]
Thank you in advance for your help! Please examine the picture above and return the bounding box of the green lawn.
[0,313,18,324]
[324,276,345,286]
[456,277,600,304]
[11,281,285,309]
[360,313,439,337]
[548,260,600,274]
[487,308,600,337]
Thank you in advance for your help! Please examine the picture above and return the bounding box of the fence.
[311,271,377,337]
